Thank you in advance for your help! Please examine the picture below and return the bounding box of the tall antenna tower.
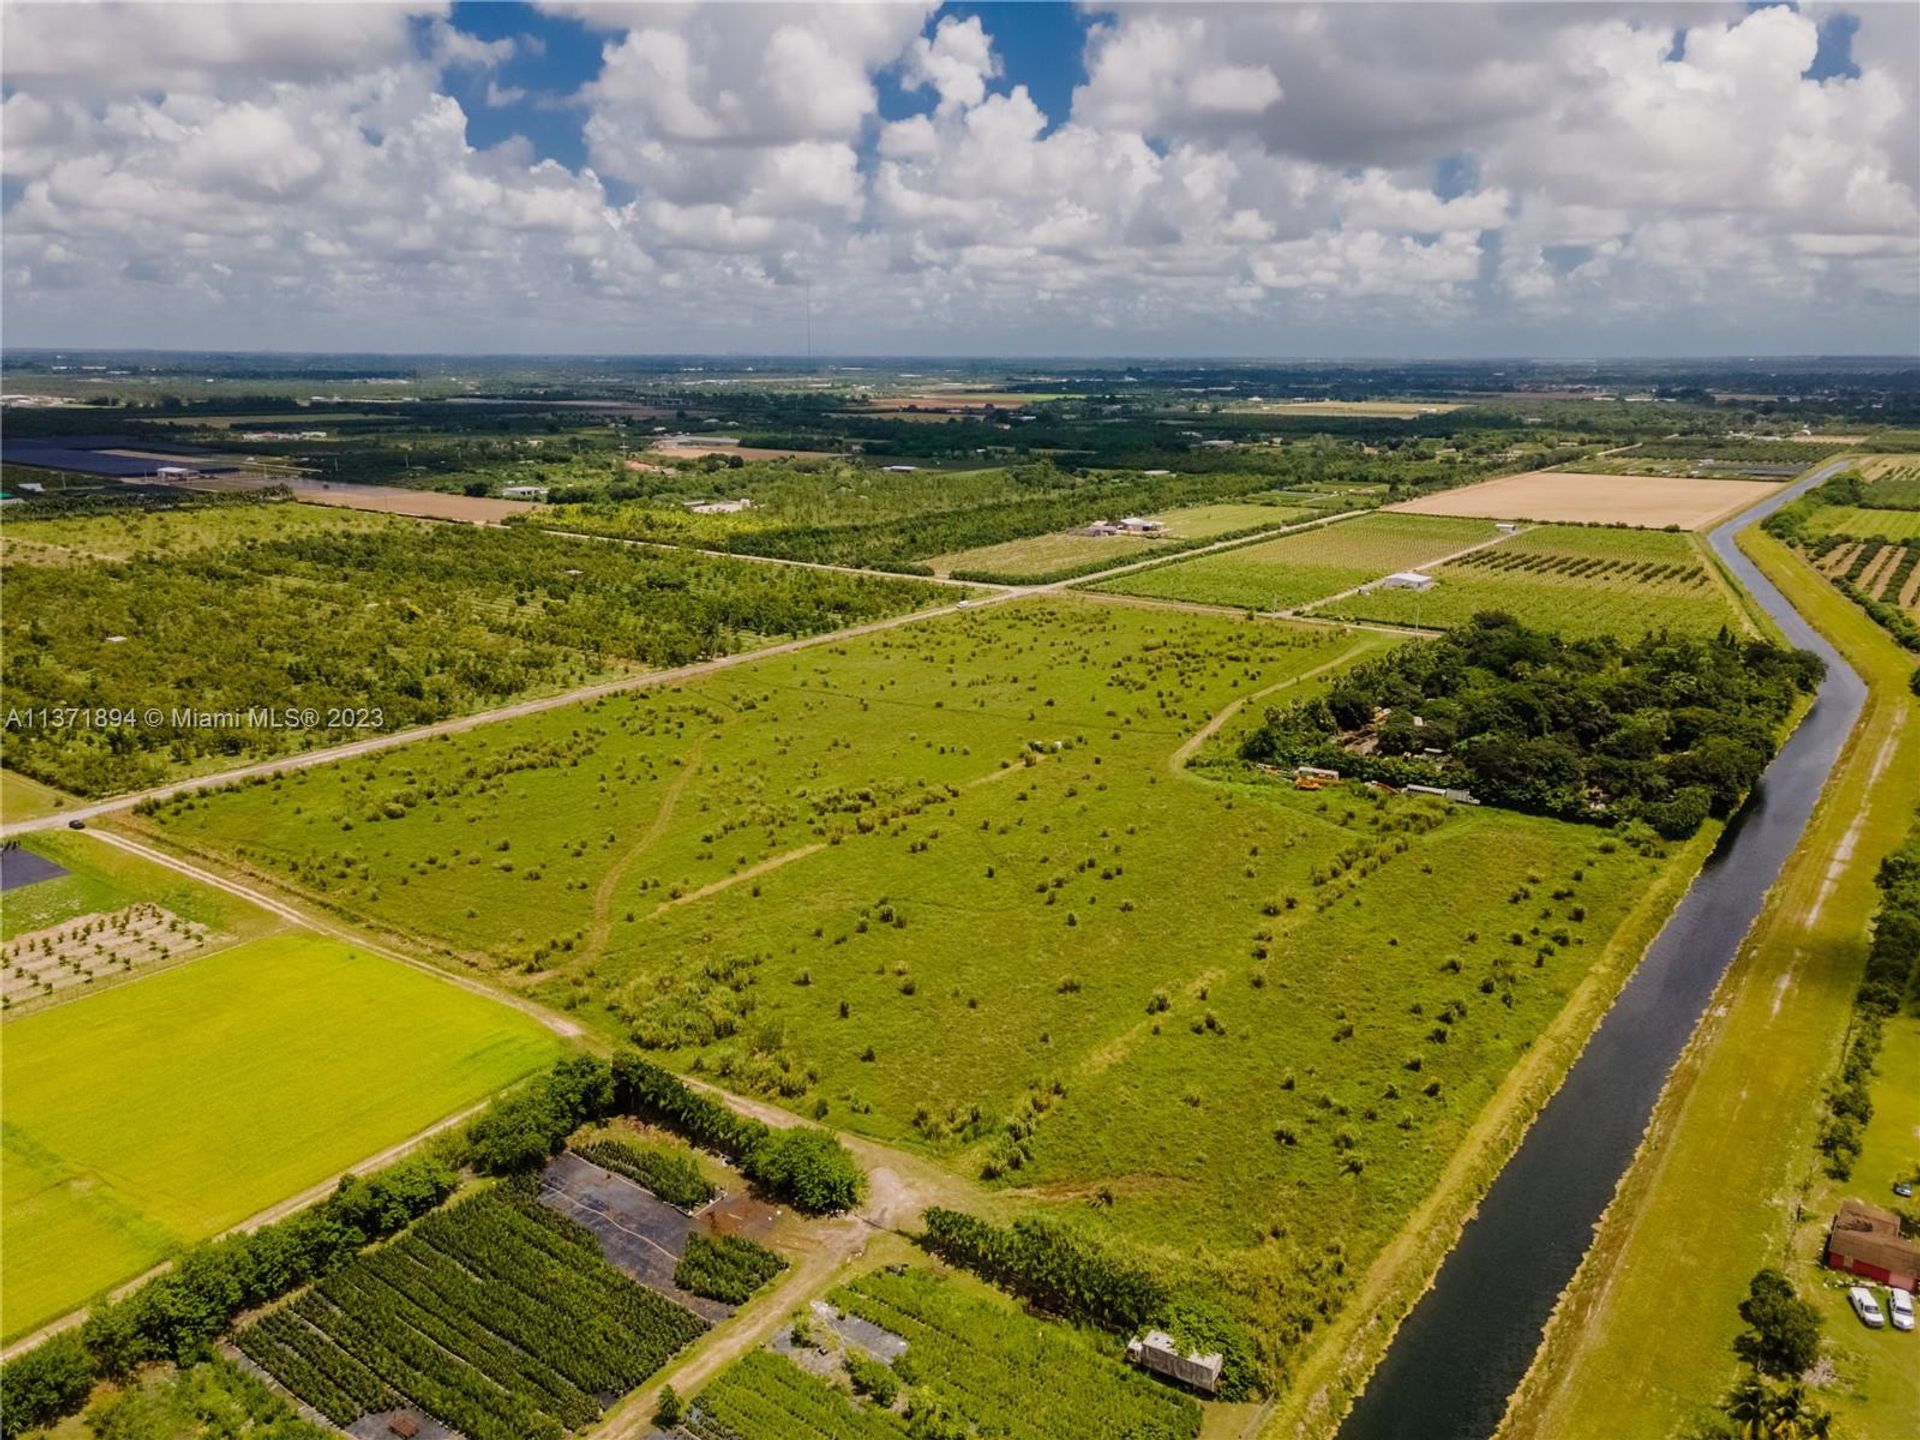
[804,275,813,368]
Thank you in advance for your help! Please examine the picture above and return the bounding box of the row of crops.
[1448,547,1713,589]
[236,1182,706,1440]
[684,1268,1202,1440]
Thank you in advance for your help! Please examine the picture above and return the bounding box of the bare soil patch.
[286,480,540,524]
[1389,470,1781,530]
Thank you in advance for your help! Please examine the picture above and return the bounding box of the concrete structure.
[1126,1331,1224,1394]
[1826,1199,1919,1289]
[1380,571,1435,591]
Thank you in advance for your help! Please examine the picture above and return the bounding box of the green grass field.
[144,596,1698,1377]
[0,770,80,824]
[1089,513,1499,610]
[1805,504,1920,541]
[1312,525,1743,638]
[1,933,561,1339]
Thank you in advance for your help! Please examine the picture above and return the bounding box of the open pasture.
[1087,513,1499,610]
[1,506,947,795]
[1388,470,1780,529]
[1313,525,1745,638]
[1854,453,1920,508]
[0,932,561,1339]
[142,596,1692,1375]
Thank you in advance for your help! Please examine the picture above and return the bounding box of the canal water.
[1335,461,1866,1440]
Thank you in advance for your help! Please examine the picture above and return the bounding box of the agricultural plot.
[0,503,948,795]
[688,1267,1199,1440]
[0,831,268,945]
[1804,504,1920,541]
[1855,454,1920,508]
[144,597,1695,1377]
[1,933,561,1339]
[1387,470,1780,529]
[1088,512,1499,610]
[236,1181,705,1440]
[3,902,215,1008]
[1312,525,1745,638]
[927,501,1312,582]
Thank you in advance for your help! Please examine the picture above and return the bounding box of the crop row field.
[1813,536,1920,614]
[2,882,561,1339]
[237,1181,705,1440]
[687,1266,1201,1440]
[926,500,1315,582]
[1311,525,1747,639]
[1087,512,1499,611]
[137,596,1696,1379]
[0,499,951,796]
[1804,504,1920,541]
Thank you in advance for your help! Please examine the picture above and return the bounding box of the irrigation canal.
[1335,459,1867,1440]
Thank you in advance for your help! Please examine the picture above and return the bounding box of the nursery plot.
[236,1182,704,1440]
[1313,525,1744,638]
[2,902,216,1007]
[1088,513,1499,610]
[1805,505,1920,541]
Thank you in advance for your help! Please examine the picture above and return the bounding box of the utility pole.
[804,275,813,369]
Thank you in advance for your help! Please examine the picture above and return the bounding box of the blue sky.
[1,2,1914,356]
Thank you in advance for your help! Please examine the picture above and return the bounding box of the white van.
[1889,1288,1914,1333]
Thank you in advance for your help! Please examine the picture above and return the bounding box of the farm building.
[1126,1331,1223,1394]
[154,464,199,480]
[501,484,549,500]
[1115,516,1165,534]
[1380,571,1435,591]
[883,464,920,473]
[1825,1200,1919,1289]
[688,497,754,515]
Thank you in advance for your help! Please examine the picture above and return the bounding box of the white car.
[1849,1286,1886,1329]
[1889,1288,1915,1333]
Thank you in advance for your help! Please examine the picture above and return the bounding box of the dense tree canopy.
[1241,613,1823,836]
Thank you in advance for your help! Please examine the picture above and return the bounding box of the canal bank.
[1328,460,1871,1440]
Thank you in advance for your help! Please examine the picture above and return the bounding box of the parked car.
[1849,1286,1886,1329]
[1890,1288,1915,1333]
[66,819,86,830]
[1895,1180,1914,1199]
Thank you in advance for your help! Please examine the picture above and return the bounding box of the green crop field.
[928,502,1314,581]
[928,529,1159,578]
[0,499,390,566]
[1312,525,1743,638]
[1088,513,1499,610]
[692,1266,1201,1439]
[142,596,1696,1375]
[1805,504,1920,541]
[1,933,561,1339]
